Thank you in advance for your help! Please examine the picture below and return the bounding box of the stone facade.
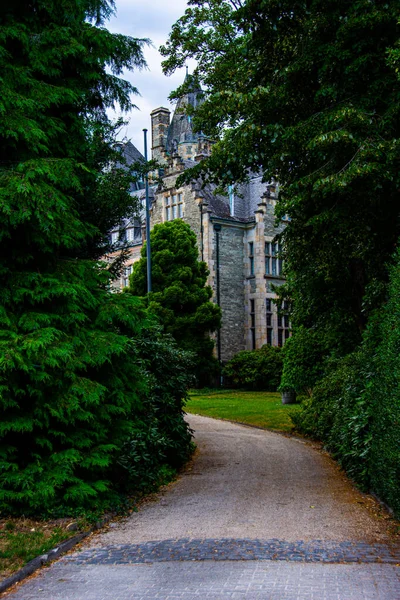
[111,77,288,362]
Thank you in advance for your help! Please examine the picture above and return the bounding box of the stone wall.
[209,223,246,363]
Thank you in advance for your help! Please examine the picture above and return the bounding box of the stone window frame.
[277,300,290,347]
[250,298,256,350]
[123,265,133,288]
[249,241,255,276]
[266,298,274,345]
[265,240,283,277]
[164,192,184,221]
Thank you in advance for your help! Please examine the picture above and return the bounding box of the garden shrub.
[279,327,326,395]
[223,345,283,391]
[292,249,400,517]
[365,254,400,516]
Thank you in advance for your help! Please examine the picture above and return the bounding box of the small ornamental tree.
[129,220,221,384]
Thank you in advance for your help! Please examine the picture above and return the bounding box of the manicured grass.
[186,389,300,432]
[0,518,78,580]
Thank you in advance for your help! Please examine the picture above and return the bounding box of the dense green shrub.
[366,254,400,516]
[292,249,400,517]
[278,327,326,394]
[115,329,195,495]
[223,345,283,391]
[290,351,371,485]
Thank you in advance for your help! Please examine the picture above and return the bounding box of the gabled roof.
[119,140,145,164]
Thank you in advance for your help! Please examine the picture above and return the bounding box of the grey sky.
[107,0,193,154]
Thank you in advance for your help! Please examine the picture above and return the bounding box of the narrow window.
[126,228,134,242]
[249,242,254,276]
[278,243,283,275]
[165,196,171,221]
[111,231,118,244]
[266,298,273,345]
[265,242,271,275]
[250,299,256,350]
[277,300,290,346]
[123,265,132,288]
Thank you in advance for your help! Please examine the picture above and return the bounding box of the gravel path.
[89,414,392,545]
[4,414,400,599]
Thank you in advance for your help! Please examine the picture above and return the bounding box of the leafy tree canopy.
[129,220,221,384]
[162,0,400,358]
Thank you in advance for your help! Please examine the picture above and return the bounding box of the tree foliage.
[129,220,221,385]
[0,0,193,515]
[162,1,400,512]
[162,0,400,349]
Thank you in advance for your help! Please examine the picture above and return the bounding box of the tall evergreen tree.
[0,0,155,514]
[129,220,221,385]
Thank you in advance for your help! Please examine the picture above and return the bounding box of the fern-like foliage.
[0,1,192,515]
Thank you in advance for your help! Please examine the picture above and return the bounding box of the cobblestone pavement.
[64,538,400,565]
[5,559,400,599]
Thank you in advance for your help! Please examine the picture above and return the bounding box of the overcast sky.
[106,0,193,154]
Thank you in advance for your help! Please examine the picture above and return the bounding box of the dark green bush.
[223,345,283,391]
[292,249,400,517]
[290,351,371,485]
[113,329,195,496]
[279,327,327,395]
[0,0,194,518]
[366,255,400,516]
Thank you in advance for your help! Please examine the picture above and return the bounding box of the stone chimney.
[151,107,170,163]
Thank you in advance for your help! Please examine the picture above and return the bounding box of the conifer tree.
[0,0,155,514]
[129,221,221,385]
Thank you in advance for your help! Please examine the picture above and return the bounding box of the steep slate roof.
[166,73,204,155]
[115,141,146,193]
[193,183,254,223]
[120,140,145,164]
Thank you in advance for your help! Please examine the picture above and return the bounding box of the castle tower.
[151,107,170,163]
[166,72,205,161]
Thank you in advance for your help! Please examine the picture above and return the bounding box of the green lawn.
[186,389,299,432]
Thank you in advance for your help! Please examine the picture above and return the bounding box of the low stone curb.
[0,516,112,596]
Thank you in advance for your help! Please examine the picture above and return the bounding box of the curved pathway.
[5,415,400,599]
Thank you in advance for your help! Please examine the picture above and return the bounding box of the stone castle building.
[110,75,289,363]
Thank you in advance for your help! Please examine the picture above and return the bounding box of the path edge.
[0,516,112,595]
